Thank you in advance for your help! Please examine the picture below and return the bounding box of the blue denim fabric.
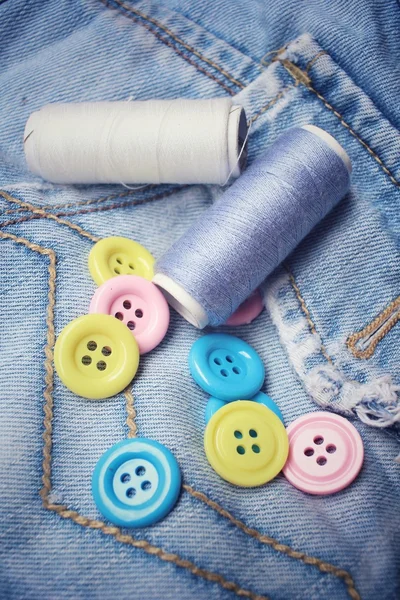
[0,2,399,600]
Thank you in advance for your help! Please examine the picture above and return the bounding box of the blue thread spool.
[153,126,351,328]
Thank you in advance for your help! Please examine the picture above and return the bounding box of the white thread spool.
[24,99,248,185]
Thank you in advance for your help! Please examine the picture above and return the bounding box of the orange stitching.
[0,187,183,226]
[0,191,100,242]
[43,502,268,600]
[347,296,400,359]
[125,387,138,438]
[183,485,361,600]
[285,267,333,364]
[0,229,267,600]
[1,188,150,213]
[279,59,400,188]
[305,51,328,73]
[98,0,245,91]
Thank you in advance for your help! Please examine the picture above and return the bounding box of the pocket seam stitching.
[0,193,361,600]
[279,59,400,188]
[0,228,269,600]
[346,296,400,359]
[97,0,242,94]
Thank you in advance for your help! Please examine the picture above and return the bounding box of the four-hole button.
[283,412,364,495]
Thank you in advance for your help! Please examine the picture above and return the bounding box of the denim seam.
[100,0,245,93]
[265,268,400,428]
[346,295,400,359]
[1,186,161,213]
[125,385,138,438]
[0,229,270,600]
[0,192,362,599]
[279,59,400,188]
[183,485,361,600]
[97,0,241,95]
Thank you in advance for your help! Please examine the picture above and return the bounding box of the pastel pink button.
[90,275,170,354]
[224,290,264,326]
[282,412,364,495]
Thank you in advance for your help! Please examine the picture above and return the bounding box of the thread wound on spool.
[24,99,247,185]
[154,126,351,328]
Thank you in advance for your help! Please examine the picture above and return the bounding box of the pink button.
[282,412,364,495]
[89,275,170,354]
[224,290,264,326]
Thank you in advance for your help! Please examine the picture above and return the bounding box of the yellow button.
[204,400,289,487]
[54,314,140,399]
[88,237,155,285]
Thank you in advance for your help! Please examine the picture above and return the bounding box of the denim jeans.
[0,1,399,599]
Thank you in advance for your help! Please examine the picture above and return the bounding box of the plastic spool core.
[228,106,248,179]
[155,124,351,328]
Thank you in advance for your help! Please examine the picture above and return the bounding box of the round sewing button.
[204,401,289,487]
[54,314,139,399]
[88,236,155,285]
[205,392,284,425]
[89,275,170,354]
[282,412,364,495]
[224,290,264,326]
[189,333,265,401]
[92,438,181,527]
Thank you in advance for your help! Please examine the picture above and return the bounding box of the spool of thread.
[24,99,248,185]
[153,125,352,328]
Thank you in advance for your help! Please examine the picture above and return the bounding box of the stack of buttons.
[189,333,289,487]
[189,333,364,494]
[54,236,170,399]
[54,236,181,527]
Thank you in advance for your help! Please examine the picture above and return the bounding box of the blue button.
[252,392,284,423]
[205,392,284,424]
[189,333,265,401]
[92,438,181,528]
[205,397,226,424]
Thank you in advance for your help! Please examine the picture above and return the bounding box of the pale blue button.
[189,333,265,402]
[205,392,284,424]
[92,438,181,528]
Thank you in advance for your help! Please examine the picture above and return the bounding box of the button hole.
[141,481,152,491]
[116,258,123,265]
[114,268,120,274]
[135,309,143,318]
[115,312,123,320]
[234,430,243,439]
[326,444,337,454]
[120,473,130,483]
[304,448,314,457]
[232,366,241,375]
[252,444,260,454]
[81,355,92,366]
[123,300,131,309]
[87,341,97,351]
[226,355,234,363]
[214,357,222,365]
[249,429,257,438]
[126,488,136,498]
[220,369,229,377]
[316,456,327,466]
[135,466,146,476]
[96,361,107,371]
[127,321,135,330]
[314,436,324,445]
[102,346,112,356]
[236,445,245,455]
[129,263,135,270]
